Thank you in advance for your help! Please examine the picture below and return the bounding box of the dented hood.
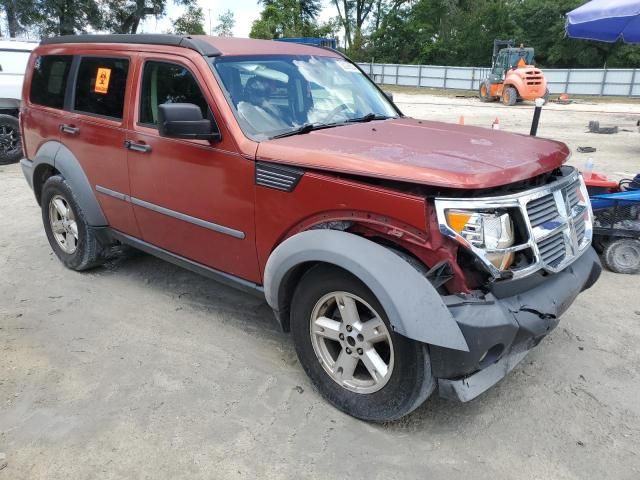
[255,118,570,189]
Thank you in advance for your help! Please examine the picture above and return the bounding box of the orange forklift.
[479,39,549,106]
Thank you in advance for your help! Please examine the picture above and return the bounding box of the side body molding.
[32,141,108,226]
[263,230,469,352]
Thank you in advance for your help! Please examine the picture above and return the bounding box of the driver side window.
[139,61,209,126]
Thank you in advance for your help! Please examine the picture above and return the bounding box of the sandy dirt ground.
[1,94,640,479]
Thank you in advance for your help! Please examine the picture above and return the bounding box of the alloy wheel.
[309,291,394,394]
[48,195,78,254]
[0,124,20,156]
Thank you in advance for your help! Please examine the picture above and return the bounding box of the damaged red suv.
[20,35,601,421]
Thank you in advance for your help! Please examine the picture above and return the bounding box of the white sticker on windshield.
[336,60,359,73]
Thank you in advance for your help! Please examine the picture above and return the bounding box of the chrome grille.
[527,194,558,227]
[537,231,566,267]
[435,167,593,280]
[566,182,580,209]
[575,216,586,243]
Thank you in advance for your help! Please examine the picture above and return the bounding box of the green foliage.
[365,0,640,68]
[3,0,640,69]
[173,5,204,35]
[250,0,335,40]
[34,0,103,35]
[102,0,194,35]
[214,9,235,37]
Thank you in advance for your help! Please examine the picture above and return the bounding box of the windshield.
[211,55,398,140]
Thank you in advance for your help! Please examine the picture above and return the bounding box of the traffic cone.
[458,115,465,125]
[492,117,500,130]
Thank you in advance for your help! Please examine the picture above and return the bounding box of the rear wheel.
[0,114,22,165]
[604,238,640,274]
[502,86,518,106]
[290,264,434,421]
[41,175,106,271]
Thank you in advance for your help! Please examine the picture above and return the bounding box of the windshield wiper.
[271,123,327,139]
[346,113,394,123]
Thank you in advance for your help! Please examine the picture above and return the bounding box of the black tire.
[603,238,640,274]
[0,114,23,165]
[479,81,495,103]
[542,88,550,105]
[41,175,105,271]
[502,86,518,106]
[592,236,607,254]
[290,264,435,422]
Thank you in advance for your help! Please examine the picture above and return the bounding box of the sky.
[139,0,335,39]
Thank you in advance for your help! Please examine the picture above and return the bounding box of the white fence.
[357,63,640,97]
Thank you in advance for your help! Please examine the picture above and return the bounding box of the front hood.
[255,118,570,189]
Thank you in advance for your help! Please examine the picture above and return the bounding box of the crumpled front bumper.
[432,247,602,402]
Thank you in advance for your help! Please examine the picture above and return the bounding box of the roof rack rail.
[40,34,221,57]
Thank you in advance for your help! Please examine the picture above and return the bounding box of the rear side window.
[139,61,208,126]
[74,57,130,119]
[29,55,72,109]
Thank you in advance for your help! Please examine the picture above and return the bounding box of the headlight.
[445,210,515,270]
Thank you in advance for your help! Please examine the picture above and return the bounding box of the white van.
[0,39,36,164]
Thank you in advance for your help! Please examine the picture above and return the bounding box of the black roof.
[40,34,220,57]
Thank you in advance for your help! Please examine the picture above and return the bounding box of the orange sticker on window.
[94,67,111,94]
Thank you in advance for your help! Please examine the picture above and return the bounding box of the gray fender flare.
[32,141,107,226]
[263,230,469,351]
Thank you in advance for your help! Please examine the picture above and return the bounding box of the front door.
[126,55,260,283]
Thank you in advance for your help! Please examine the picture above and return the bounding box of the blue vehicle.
[274,37,338,49]
[590,185,640,274]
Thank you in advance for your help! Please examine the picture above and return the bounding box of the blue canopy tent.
[566,0,640,43]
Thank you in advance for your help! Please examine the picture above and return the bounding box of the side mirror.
[158,103,221,142]
[384,91,394,102]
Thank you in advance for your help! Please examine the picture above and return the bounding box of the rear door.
[61,53,140,237]
[125,54,259,282]
[21,54,73,159]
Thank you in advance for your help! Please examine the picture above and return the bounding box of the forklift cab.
[490,42,535,83]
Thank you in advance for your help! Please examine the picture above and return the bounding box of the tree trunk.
[3,0,20,37]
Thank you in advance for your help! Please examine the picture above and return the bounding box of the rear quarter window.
[74,57,130,120]
[29,55,73,109]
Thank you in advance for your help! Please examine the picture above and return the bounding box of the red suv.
[20,35,601,421]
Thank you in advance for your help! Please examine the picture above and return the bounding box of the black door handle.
[60,124,79,135]
[124,140,152,153]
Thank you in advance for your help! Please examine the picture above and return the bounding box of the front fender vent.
[255,162,304,192]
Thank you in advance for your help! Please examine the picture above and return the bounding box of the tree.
[250,0,334,40]
[173,5,204,34]
[332,0,375,53]
[102,0,194,35]
[214,9,235,37]
[33,0,103,35]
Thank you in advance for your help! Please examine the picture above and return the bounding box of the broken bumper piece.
[432,247,602,402]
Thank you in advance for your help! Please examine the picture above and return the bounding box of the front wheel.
[479,81,495,102]
[290,264,434,421]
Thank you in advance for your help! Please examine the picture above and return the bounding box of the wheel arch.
[31,141,107,226]
[264,229,469,351]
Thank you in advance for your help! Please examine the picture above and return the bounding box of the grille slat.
[537,230,567,266]
[527,194,559,227]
